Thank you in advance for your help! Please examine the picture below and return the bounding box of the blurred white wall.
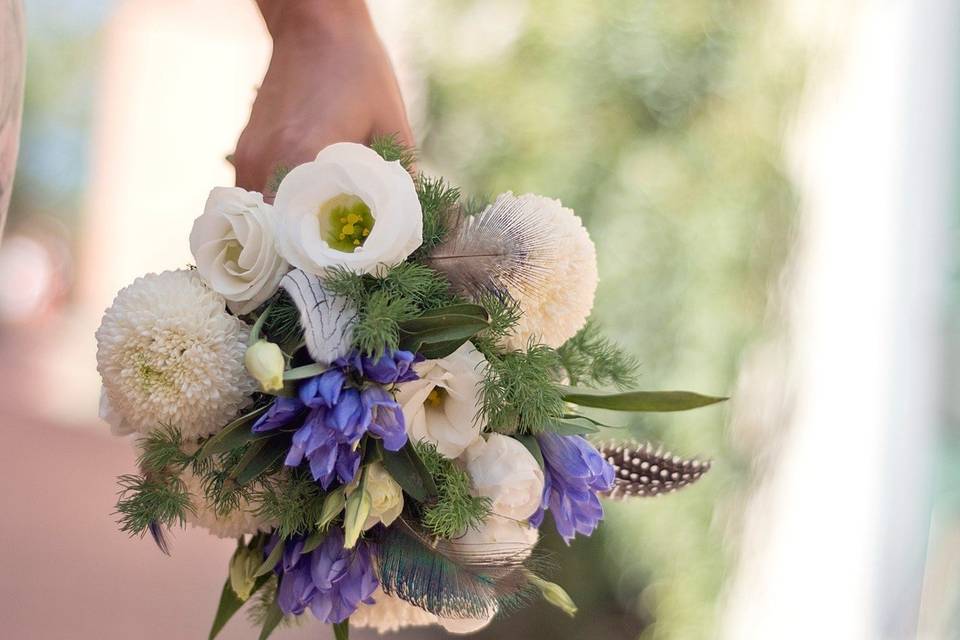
[723,1,958,638]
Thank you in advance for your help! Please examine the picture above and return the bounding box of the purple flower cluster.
[268,529,378,624]
[530,433,615,544]
[252,350,419,488]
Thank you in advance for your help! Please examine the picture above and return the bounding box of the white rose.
[347,462,404,530]
[273,142,422,276]
[189,186,288,315]
[438,611,497,635]
[453,514,540,560]
[394,342,486,458]
[438,514,539,635]
[461,434,544,521]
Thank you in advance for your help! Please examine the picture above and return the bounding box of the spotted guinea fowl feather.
[598,441,711,499]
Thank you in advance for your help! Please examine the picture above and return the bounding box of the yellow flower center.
[426,387,447,408]
[318,194,375,252]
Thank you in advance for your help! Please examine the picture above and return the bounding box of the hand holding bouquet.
[96,138,722,638]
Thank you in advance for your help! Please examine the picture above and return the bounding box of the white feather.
[280,269,357,364]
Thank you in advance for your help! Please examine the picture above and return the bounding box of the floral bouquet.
[96,139,722,638]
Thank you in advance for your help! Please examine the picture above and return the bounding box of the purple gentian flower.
[348,350,421,385]
[269,529,378,624]
[285,408,361,488]
[530,433,615,544]
[252,396,306,433]
[299,368,346,409]
[360,386,407,451]
[252,351,418,488]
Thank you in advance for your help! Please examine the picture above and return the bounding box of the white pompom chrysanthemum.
[180,469,276,539]
[503,193,597,349]
[96,269,256,438]
[351,588,438,633]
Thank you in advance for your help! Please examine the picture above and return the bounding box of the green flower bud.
[229,544,261,601]
[530,575,578,617]
[343,470,372,549]
[244,340,285,393]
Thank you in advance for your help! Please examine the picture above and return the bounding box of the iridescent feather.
[374,518,541,620]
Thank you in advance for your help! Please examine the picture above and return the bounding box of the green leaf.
[254,536,285,578]
[558,386,727,412]
[381,444,438,502]
[234,437,289,486]
[301,528,327,554]
[397,304,489,333]
[208,573,271,640]
[199,406,270,457]
[516,435,544,469]
[398,321,489,354]
[257,598,284,640]
[417,337,473,359]
[541,420,599,436]
[283,362,328,381]
[562,413,623,429]
[333,620,350,640]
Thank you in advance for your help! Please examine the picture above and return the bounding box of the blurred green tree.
[412,1,803,638]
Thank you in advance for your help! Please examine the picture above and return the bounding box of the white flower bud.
[228,544,261,601]
[244,340,285,393]
[347,462,404,531]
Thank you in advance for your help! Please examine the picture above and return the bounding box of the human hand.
[234,1,414,194]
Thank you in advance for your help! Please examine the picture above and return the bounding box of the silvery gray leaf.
[280,269,357,364]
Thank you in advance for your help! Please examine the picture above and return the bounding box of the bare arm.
[235,0,414,193]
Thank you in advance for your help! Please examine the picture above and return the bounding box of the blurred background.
[1,0,958,638]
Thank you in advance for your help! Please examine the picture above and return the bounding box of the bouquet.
[95,139,723,638]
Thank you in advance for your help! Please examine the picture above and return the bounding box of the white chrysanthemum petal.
[96,270,257,438]
[180,468,276,539]
[351,588,439,633]
[496,193,597,349]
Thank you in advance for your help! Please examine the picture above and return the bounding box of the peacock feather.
[374,517,543,620]
[599,441,711,498]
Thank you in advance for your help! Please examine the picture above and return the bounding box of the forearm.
[255,0,372,41]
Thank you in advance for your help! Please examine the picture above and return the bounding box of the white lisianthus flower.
[273,142,422,276]
[347,462,404,530]
[352,588,438,633]
[394,342,487,458]
[96,270,256,438]
[461,434,544,521]
[189,186,288,315]
[494,192,597,349]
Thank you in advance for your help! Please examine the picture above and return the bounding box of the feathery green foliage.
[370,133,417,170]
[137,424,191,473]
[261,291,304,352]
[115,472,192,537]
[323,262,455,357]
[413,174,460,256]
[472,291,521,354]
[202,447,258,518]
[253,469,328,539]
[481,344,565,434]
[556,320,640,388]
[415,442,490,539]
